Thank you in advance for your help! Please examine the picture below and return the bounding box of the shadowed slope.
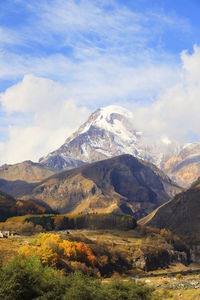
[0,190,50,221]
[139,177,200,242]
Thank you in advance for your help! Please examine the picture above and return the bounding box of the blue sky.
[0,0,200,163]
[0,0,198,67]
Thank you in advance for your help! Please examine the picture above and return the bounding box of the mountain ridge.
[20,154,182,219]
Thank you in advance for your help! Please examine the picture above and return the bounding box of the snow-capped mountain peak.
[39,105,179,172]
[94,105,133,122]
[69,105,133,138]
[40,105,145,169]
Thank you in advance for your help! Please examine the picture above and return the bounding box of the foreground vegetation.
[0,211,194,299]
[0,228,198,299]
[1,251,199,300]
[0,255,154,300]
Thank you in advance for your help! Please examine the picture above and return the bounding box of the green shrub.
[0,256,154,300]
[64,272,102,300]
[0,255,66,300]
[101,279,153,300]
[64,272,154,300]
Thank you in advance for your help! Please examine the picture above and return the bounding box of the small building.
[0,231,10,238]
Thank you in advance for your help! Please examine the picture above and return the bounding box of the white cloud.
[0,0,187,84]
[0,27,22,46]
[0,75,90,164]
[31,0,191,53]
[1,74,68,113]
[133,45,200,143]
[0,49,179,105]
[0,0,187,99]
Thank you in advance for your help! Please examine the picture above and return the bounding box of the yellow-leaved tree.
[19,233,97,267]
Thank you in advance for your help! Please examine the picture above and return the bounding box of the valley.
[1,106,200,299]
[1,0,200,297]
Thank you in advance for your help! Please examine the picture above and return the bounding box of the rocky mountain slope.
[21,154,181,219]
[139,177,200,243]
[163,143,200,187]
[39,155,85,172]
[0,160,55,183]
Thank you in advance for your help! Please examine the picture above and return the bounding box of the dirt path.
[136,268,200,278]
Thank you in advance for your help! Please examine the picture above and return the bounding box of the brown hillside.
[21,154,181,219]
[0,160,55,183]
[139,177,200,242]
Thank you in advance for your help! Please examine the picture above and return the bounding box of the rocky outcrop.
[39,155,86,172]
[134,248,189,271]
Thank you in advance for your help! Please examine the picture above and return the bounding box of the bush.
[64,272,153,300]
[0,256,154,300]
[64,272,102,300]
[101,279,154,300]
[0,255,66,300]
